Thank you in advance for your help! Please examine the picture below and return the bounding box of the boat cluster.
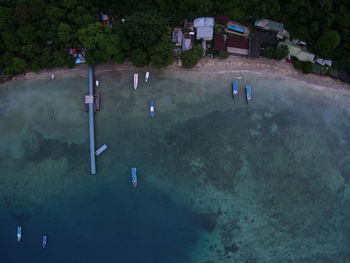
[232,79,252,104]
[134,71,155,117]
[16,226,47,248]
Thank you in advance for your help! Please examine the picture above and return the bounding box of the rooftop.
[213,34,226,51]
[250,29,278,57]
[227,35,249,49]
[255,19,284,33]
[194,17,214,28]
[215,14,231,24]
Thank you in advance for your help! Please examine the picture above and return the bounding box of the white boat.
[133,74,138,90]
[145,72,150,82]
[17,226,22,242]
[42,235,47,248]
[95,144,108,156]
[95,80,99,87]
[51,74,55,80]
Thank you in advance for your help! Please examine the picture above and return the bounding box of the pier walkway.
[88,65,96,174]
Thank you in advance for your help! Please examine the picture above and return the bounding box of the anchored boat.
[95,144,108,156]
[145,72,150,82]
[149,100,155,117]
[133,74,138,90]
[131,167,137,187]
[245,85,252,104]
[42,235,47,248]
[232,81,238,99]
[17,226,22,242]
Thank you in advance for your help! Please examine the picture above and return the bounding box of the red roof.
[184,21,193,27]
[213,34,226,51]
[227,35,249,49]
[215,14,231,24]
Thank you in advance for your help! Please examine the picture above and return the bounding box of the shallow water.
[0,68,349,263]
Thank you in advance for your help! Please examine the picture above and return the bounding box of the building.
[193,17,214,41]
[99,13,111,27]
[249,29,278,57]
[255,18,290,40]
[227,35,249,56]
[213,34,226,51]
[68,48,86,64]
[172,28,183,47]
[215,14,231,25]
[279,41,315,62]
[182,33,193,51]
[315,57,333,67]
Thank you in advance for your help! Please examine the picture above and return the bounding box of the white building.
[193,17,214,41]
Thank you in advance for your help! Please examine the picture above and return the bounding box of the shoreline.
[2,57,350,94]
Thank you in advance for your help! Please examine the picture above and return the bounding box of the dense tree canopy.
[0,0,349,76]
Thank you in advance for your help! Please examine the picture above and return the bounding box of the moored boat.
[95,144,108,156]
[42,235,47,248]
[232,81,238,98]
[145,72,150,82]
[245,85,252,104]
[149,100,155,117]
[17,226,22,242]
[133,74,138,90]
[131,167,137,187]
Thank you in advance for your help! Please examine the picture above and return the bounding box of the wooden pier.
[87,65,96,174]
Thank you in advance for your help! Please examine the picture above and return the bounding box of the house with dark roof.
[249,29,278,57]
[213,34,226,51]
[255,18,289,40]
[215,14,231,25]
[227,35,249,56]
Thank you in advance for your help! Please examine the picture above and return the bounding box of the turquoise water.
[0,68,349,262]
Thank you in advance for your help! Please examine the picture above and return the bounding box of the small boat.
[95,144,108,156]
[232,81,238,98]
[131,167,137,187]
[51,74,55,80]
[245,85,252,104]
[42,235,47,248]
[145,72,150,82]
[17,226,22,242]
[95,80,99,87]
[149,100,155,117]
[133,74,138,90]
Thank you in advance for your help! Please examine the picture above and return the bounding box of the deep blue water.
[0,180,201,263]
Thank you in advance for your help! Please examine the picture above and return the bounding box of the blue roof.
[228,25,245,33]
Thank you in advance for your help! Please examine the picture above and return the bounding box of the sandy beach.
[4,56,350,93]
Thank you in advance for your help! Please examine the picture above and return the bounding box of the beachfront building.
[215,14,231,25]
[182,33,194,51]
[193,17,214,41]
[278,41,315,62]
[68,48,86,64]
[172,27,183,47]
[227,35,249,56]
[255,19,290,40]
[249,29,278,58]
[213,34,226,52]
[315,57,333,67]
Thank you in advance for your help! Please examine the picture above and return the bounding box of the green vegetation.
[180,46,203,68]
[217,50,230,59]
[0,0,349,76]
[293,60,314,74]
[261,45,289,60]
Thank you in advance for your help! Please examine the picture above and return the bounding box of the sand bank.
[3,57,350,93]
